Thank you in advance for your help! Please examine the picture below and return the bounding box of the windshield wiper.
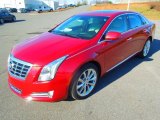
[51,30,81,39]
[63,33,81,39]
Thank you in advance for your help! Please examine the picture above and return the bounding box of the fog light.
[48,91,54,98]
[31,91,54,98]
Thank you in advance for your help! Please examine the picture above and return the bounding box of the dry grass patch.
[90,2,160,20]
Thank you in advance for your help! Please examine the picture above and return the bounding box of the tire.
[12,17,16,22]
[138,39,151,58]
[0,19,4,24]
[69,63,99,100]
[38,10,42,13]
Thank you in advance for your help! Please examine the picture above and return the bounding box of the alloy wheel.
[143,40,151,57]
[76,68,97,97]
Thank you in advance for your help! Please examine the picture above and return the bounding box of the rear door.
[126,14,149,53]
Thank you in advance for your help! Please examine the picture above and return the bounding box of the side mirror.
[105,31,121,41]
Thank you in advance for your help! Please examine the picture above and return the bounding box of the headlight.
[38,55,68,81]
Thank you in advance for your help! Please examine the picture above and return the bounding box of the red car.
[8,10,155,102]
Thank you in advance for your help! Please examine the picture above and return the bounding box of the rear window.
[139,15,149,25]
[128,14,142,29]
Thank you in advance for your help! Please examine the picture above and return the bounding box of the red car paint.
[8,11,155,102]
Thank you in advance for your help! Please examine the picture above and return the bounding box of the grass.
[90,2,160,20]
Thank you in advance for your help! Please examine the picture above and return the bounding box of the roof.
[78,10,136,17]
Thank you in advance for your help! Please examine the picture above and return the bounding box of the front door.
[100,15,135,71]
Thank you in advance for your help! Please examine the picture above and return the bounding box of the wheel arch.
[84,61,101,78]
[67,60,102,99]
[70,60,102,83]
[148,36,153,42]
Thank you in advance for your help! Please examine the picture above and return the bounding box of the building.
[0,0,59,10]
[25,0,59,10]
[0,0,25,9]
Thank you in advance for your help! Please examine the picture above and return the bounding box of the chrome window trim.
[98,12,150,44]
[8,54,33,80]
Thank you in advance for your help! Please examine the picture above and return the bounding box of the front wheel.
[69,63,99,100]
[138,39,151,58]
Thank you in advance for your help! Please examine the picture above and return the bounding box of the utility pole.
[127,0,130,11]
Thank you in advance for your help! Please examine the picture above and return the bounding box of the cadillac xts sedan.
[8,10,155,102]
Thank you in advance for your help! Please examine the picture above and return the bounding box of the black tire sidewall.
[70,63,99,100]
[12,17,16,22]
[38,10,42,13]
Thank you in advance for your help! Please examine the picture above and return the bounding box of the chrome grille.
[8,55,32,80]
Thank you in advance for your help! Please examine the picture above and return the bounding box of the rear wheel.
[12,17,16,22]
[138,39,151,58]
[38,10,42,13]
[69,63,99,100]
[0,19,4,24]
[49,9,53,12]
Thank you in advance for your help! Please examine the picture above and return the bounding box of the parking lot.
[0,6,160,120]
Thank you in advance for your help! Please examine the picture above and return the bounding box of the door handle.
[127,37,132,41]
[143,29,148,33]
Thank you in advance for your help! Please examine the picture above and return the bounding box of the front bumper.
[8,66,69,102]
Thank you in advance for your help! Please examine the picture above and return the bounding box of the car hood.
[12,32,90,66]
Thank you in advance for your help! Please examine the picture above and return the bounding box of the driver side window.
[107,15,128,33]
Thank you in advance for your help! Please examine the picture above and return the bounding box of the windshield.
[50,15,109,39]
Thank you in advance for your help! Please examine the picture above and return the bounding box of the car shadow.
[14,20,26,22]
[4,20,26,24]
[92,39,160,96]
[27,32,43,35]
